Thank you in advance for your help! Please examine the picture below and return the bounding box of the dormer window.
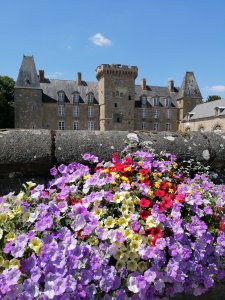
[87,93,94,104]
[215,107,225,116]
[187,112,195,122]
[72,93,80,104]
[153,96,159,106]
[213,124,222,132]
[58,91,65,102]
[141,95,147,106]
[165,97,171,107]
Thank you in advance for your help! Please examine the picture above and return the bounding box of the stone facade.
[182,99,225,133]
[14,56,203,131]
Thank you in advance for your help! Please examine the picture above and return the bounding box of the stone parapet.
[1,129,225,194]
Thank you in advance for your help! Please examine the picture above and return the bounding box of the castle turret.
[15,56,43,128]
[176,71,202,130]
[96,64,138,131]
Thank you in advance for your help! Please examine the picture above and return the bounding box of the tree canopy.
[0,75,15,128]
[206,95,222,102]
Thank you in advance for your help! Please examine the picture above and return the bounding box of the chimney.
[141,78,147,90]
[77,72,82,85]
[168,80,174,92]
[39,70,45,83]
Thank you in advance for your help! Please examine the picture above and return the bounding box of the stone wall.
[1,129,225,195]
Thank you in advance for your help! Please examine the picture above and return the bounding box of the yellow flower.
[168,188,174,194]
[152,173,158,180]
[130,241,139,252]
[116,260,125,270]
[3,260,10,269]
[154,182,160,188]
[83,175,91,180]
[123,228,133,239]
[101,168,109,173]
[8,211,15,219]
[87,236,99,246]
[138,161,143,165]
[0,256,4,266]
[26,181,36,189]
[121,176,129,183]
[92,208,102,217]
[104,216,115,228]
[13,206,21,214]
[115,174,120,179]
[127,250,139,260]
[0,214,8,222]
[5,231,15,241]
[158,173,162,177]
[127,260,138,271]
[148,190,154,197]
[138,261,148,273]
[120,204,128,213]
[124,167,132,172]
[117,217,128,228]
[29,237,43,255]
[114,249,123,260]
[10,258,20,269]
[146,216,156,228]
[173,163,178,169]
[17,191,25,200]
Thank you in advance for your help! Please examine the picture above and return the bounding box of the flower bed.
[0,134,225,299]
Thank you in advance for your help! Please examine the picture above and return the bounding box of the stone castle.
[15,56,203,131]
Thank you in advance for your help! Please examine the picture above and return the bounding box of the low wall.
[1,129,225,195]
[0,128,225,298]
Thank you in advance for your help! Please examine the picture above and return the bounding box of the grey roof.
[176,72,202,100]
[40,80,99,103]
[16,56,40,88]
[187,98,225,120]
[135,85,179,107]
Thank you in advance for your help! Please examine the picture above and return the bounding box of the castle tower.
[176,72,202,131]
[96,64,138,131]
[15,55,43,128]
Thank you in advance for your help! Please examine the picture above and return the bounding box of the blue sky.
[1,0,225,100]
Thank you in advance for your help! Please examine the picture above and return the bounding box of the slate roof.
[176,71,202,100]
[40,80,99,104]
[16,56,40,88]
[187,99,225,120]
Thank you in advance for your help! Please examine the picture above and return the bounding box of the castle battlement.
[96,64,138,80]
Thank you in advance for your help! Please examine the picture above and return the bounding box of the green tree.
[206,95,222,102]
[0,76,15,128]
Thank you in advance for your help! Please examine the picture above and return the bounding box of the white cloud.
[206,85,225,92]
[46,72,63,79]
[90,33,112,46]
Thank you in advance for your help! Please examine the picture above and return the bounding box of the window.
[87,93,94,104]
[120,92,123,97]
[128,95,132,100]
[88,106,94,117]
[58,105,65,116]
[153,97,159,106]
[73,93,79,104]
[58,92,65,102]
[73,121,79,130]
[141,108,147,119]
[88,121,94,131]
[167,109,171,120]
[116,91,119,97]
[58,121,64,130]
[165,97,171,107]
[154,109,159,119]
[199,126,205,132]
[114,103,118,108]
[141,96,147,106]
[73,105,79,117]
[154,123,159,131]
[31,103,37,112]
[142,122,146,130]
[166,123,171,131]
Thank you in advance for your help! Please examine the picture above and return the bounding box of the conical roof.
[15,55,40,88]
[177,71,202,100]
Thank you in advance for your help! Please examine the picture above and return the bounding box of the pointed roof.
[15,55,40,88]
[177,71,202,100]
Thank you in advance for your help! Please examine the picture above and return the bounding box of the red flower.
[125,157,132,165]
[162,196,173,208]
[139,168,149,175]
[219,220,225,231]
[155,189,165,197]
[138,198,151,208]
[160,182,167,190]
[140,210,151,220]
[112,152,119,163]
[76,230,87,239]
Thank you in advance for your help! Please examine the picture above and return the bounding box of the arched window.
[58,91,65,102]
